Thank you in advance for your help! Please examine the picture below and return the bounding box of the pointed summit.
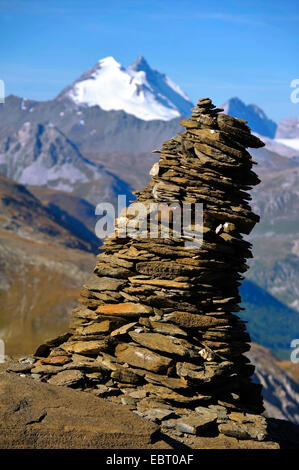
[128,55,151,72]
[97,56,121,68]
[57,56,193,121]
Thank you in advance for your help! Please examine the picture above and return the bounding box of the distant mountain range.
[0,118,133,207]
[222,98,299,155]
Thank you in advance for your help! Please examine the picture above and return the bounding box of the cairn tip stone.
[26,97,269,441]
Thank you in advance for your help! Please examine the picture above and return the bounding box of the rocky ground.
[248,344,299,424]
[1,363,299,449]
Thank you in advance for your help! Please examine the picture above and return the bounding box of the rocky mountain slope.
[0,119,133,207]
[279,360,299,384]
[275,117,299,139]
[0,175,95,354]
[247,344,299,424]
[240,281,299,359]
[0,94,182,155]
[0,174,98,252]
[248,164,299,312]
[28,185,97,233]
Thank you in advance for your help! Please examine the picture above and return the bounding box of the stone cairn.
[22,98,270,440]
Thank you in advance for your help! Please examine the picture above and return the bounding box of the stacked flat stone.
[28,98,269,440]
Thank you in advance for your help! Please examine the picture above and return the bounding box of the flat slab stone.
[164,311,229,328]
[61,341,108,356]
[0,371,159,449]
[177,413,217,435]
[96,302,152,317]
[128,276,190,289]
[80,319,125,335]
[129,331,199,358]
[47,370,84,387]
[115,343,172,373]
[7,363,33,373]
[143,408,176,422]
[110,322,137,337]
[83,275,125,292]
[40,356,71,366]
[143,384,211,404]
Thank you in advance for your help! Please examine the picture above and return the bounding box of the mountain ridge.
[57,55,194,121]
[0,117,133,207]
[222,97,277,138]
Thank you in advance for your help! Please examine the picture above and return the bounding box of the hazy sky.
[1,0,298,121]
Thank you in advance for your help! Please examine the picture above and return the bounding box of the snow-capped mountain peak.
[57,56,193,121]
[128,55,151,72]
[98,56,120,67]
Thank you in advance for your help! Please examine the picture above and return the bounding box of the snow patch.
[165,75,190,101]
[21,99,27,111]
[19,160,91,187]
[275,138,299,151]
[65,56,192,121]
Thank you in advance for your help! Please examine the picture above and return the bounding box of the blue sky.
[0,0,298,122]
